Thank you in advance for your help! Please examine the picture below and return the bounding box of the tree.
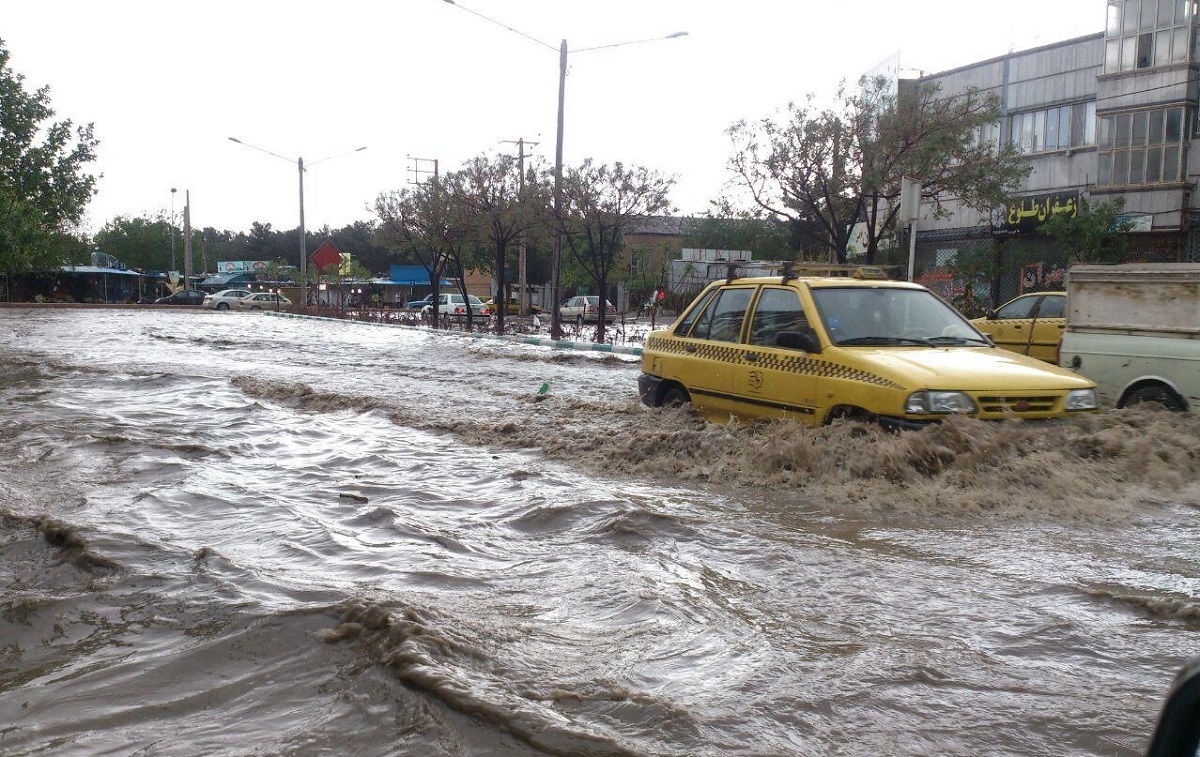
[332,220,392,276]
[1037,196,1135,264]
[941,238,1043,317]
[375,178,461,328]
[93,215,173,271]
[328,258,372,311]
[726,76,1029,264]
[450,153,547,333]
[686,204,796,260]
[556,159,674,343]
[0,40,99,274]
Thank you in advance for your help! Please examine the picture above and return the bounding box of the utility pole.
[551,38,566,339]
[407,156,439,184]
[170,188,177,279]
[183,190,193,292]
[503,137,539,316]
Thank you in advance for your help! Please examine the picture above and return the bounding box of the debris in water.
[534,382,550,402]
[340,492,369,503]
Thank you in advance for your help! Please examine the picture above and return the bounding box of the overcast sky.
[5,0,1101,236]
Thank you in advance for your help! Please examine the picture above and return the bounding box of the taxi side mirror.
[985,308,997,319]
[776,328,821,353]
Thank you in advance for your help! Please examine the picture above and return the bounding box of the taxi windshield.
[810,287,988,347]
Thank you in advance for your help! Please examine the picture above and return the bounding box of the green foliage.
[0,40,99,273]
[1036,196,1134,264]
[942,238,1043,315]
[726,76,1029,264]
[260,258,289,284]
[685,206,794,259]
[93,216,174,271]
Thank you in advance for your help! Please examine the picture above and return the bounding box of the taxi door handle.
[685,345,697,353]
[744,352,759,362]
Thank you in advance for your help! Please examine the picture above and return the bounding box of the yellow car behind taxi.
[637,268,1097,430]
[970,292,1066,363]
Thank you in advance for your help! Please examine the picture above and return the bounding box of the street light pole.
[440,0,685,339]
[298,156,306,306]
[228,137,365,311]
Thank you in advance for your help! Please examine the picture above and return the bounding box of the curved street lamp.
[441,0,686,338]
[228,137,367,309]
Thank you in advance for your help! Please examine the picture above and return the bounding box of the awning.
[198,272,257,286]
[388,264,451,286]
[60,265,140,276]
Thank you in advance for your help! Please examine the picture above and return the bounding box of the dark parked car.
[153,290,207,306]
[403,294,435,312]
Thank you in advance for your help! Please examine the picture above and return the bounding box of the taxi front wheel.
[663,386,690,408]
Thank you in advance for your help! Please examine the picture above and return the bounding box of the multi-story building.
[914,0,1200,305]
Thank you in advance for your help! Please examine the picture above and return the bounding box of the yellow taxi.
[969,292,1066,363]
[484,297,542,315]
[637,268,1097,429]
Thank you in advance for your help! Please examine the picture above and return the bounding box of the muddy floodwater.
[2,308,1199,756]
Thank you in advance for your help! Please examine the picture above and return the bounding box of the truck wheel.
[662,385,690,408]
[1123,384,1186,412]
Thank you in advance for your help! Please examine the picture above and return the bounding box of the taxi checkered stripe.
[646,336,905,390]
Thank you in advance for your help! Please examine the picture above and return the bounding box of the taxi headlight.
[1064,388,1099,411]
[905,390,977,415]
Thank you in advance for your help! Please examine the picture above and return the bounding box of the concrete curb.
[265,311,644,357]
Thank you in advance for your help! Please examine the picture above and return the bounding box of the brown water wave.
[7,311,1194,755]
[229,373,1200,519]
[323,600,687,757]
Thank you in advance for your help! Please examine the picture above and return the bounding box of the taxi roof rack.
[779,263,897,280]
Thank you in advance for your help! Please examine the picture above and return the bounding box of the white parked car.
[202,289,253,310]
[232,292,291,311]
[421,293,491,317]
[559,295,616,327]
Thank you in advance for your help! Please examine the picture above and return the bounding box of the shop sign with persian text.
[992,191,1080,234]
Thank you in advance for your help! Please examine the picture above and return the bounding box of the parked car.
[560,295,616,327]
[421,293,491,318]
[153,290,207,306]
[403,294,435,312]
[233,292,291,311]
[637,268,1098,429]
[1060,263,1200,412]
[484,297,542,315]
[202,289,253,311]
[970,291,1065,363]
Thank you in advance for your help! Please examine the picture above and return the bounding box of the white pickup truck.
[1059,263,1200,412]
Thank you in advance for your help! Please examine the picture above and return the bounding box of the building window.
[1097,105,1187,186]
[975,121,1001,150]
[1105,0,1198,73]
[1008,101,1096,154]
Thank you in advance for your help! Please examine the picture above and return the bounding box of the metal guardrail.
[265,311,645,357]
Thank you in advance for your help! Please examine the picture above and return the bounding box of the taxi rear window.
[687,288,754,343]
